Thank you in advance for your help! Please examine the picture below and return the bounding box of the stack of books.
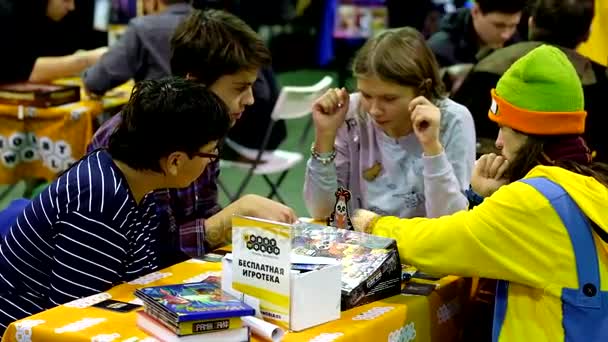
[135,279,255,342]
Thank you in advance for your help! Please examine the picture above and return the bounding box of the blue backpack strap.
[492,280,509,342]
[521,177,601,308]
[493,177,602,342]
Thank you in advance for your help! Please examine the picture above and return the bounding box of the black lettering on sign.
[55,140,71,158]
[39,137,53,156]
[13,137,22,147]
[62,158,75,171]
[2,151,18,168]
[47,156,62,173]
[27,133,37,146]
[21,148,37,162]
[9,133,26,150]
[192,319,231,333]
[246,234,281,255]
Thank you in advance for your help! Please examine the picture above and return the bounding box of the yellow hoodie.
[371,165,608,341]
[578,0,608,66]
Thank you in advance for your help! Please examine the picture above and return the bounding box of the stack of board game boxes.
[291,222,402,309]
[135,277,255,342]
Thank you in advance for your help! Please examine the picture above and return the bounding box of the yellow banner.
[0,101,101,184]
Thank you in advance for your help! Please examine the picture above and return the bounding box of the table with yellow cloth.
[52,78,133,113]
[0,79,132,184]
[2,259,468,342]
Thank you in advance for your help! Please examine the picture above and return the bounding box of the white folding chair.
[219,75,334,204]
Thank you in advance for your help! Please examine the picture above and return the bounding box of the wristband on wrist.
[465,185,485,208]
[311,144,336,165]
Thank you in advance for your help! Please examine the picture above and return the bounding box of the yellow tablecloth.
[52,78,133,112]
[2,259,468,342]
[0,80,132,184]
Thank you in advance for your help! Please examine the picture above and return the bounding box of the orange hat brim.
[488,89,586,135]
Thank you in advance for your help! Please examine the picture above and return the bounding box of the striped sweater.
[0,150,164,330]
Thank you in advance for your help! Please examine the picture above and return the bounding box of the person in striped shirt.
[0,77,230,332]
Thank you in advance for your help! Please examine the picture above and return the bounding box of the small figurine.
[327,187,354,230]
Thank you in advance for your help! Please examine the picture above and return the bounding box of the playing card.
[402,282,437,296]
[92,299,142,313]
[412,271,442,281]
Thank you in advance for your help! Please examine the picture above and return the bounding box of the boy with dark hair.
[169,8,271,86]
[0,77,230,331]
[83,0,192,94]
[170,8,287,158]
[88,9,297,258]
[453,0,607,163]
[428,0,527,67]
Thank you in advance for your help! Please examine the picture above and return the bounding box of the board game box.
[135,281,255,324]
[291,222,401,310]
[0,82,80,107]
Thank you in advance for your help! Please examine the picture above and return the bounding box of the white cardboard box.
[222,255,341,332]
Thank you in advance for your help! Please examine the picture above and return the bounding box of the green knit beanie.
[489,45,587,135]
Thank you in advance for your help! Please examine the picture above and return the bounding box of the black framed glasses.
[192,148,220,162]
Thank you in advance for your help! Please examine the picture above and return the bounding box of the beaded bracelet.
[311,145,337,165]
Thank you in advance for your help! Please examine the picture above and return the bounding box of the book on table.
[134,279,255,336]
[136,311,250,342]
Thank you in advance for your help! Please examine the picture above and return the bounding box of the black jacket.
[0,0,51,83]
[427,8,521,67]
[453,41,608,163]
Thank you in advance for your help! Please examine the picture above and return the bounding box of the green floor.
[217,69,338,217]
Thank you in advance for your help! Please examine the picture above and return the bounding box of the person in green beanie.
[351,45,608,341]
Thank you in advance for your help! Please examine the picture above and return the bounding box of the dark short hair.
[170,9,271,85]
[476,0,527,14]
[529,0,594,49]
[108,77,230,172]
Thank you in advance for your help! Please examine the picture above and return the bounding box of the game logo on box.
[292,222,401,310]
[231,216,292,329]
